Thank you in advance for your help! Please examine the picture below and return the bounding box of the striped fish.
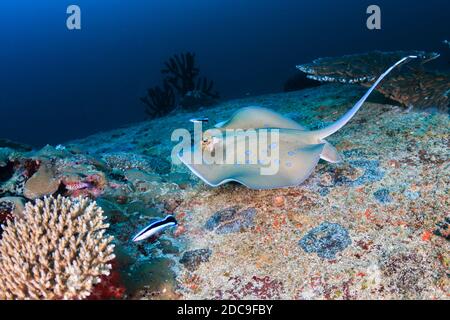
[189,117,209,123]
[132,215,178,242]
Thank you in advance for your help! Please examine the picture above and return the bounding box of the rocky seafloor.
[1,83,449,299]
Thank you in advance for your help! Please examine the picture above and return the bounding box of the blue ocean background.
[0,0,448,146]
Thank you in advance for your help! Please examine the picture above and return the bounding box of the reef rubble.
[0,82,448,299]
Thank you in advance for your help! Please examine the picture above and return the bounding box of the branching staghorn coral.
[0,195,115,300]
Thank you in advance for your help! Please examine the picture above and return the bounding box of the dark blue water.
[0,0,449,146]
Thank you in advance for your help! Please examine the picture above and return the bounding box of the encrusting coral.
[0,195,115,300]
[297,50,449,111]
[23,162,60,199]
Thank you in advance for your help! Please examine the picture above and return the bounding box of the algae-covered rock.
[299,222,351,259]
[205,206,257,234]
[179,248,212,271]
[23,163,60,199]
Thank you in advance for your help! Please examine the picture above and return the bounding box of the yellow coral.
[0,195,115,300]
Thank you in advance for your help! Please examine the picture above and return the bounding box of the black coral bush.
[141,52,219,118]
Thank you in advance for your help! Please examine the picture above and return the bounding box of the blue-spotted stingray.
[179,56,416,189]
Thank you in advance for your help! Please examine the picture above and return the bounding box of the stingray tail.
[313,55,417,140]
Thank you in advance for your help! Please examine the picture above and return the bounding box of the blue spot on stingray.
[373,188,392,204]
[299,222,351,259]
[288,151,295,156]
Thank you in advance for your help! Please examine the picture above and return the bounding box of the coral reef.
[297,51,449,111]
[1,80,448,299]
[0,196,115,299]
[373,68,450,111]
[283,72,321,92]
[297,51,439,83]
[23,162,60,199]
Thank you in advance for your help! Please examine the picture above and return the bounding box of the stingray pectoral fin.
[234,143,326,189]
[178,149,260,187]
[320,141,342,163]
[215,106,307,130]
[179,158,224,187]
[178,143,325,189]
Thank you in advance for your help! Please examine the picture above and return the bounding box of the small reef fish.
[132,215,178,242]
[64,181,91,191]
[190,117,209,123]
[178,56,417,189]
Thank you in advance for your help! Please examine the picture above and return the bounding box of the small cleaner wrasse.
[132,215,178,242]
